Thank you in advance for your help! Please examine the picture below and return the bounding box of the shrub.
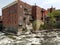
[32,20,44,30]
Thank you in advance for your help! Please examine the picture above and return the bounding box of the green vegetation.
[48,12,56,28]
[40,24,48,30]
[45,10,60,29]
[32,20,44,30]
[32,10,60,29]
[51,10,60,16]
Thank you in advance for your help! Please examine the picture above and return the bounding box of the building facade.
[2,0,47,33]
[32,5,47,21]
[2,0,32,33]
[47,7,55,13]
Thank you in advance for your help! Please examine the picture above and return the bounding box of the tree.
[48,13,56,28]
[47,10,60,28]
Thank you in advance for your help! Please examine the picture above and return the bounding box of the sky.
[0,0,60,15]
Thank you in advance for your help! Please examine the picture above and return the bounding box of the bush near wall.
[32,20,44,30]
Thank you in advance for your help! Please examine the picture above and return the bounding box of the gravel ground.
[0,31,60,45]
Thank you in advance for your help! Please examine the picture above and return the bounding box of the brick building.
[47,6,55,13]
[2,0,47,33]
[2,0,32,33]
[32,5,47,22]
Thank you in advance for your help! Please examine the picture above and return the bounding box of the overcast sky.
[0,0,60,15]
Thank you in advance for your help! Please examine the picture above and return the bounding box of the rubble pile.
[0,31,60,45]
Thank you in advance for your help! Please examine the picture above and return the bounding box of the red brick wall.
[32,6,36,20]
[2,1,32,28]
[36,6,42,20]
[2,3,18,27]
[47,8,55,13]
[18,1,32,24]
[18,1,25,24]
[32,6,42,20]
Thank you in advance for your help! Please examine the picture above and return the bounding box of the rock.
[31,44,41,45]
[0,31,60,45]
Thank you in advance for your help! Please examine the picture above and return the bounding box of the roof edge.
[2,1,18,10]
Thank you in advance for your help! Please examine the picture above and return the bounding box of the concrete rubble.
[0,31,60,45]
